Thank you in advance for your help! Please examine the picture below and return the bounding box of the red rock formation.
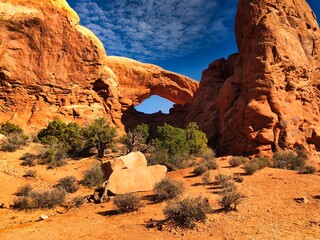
[187,0,320,156]
[105,57,198,111]
[0,0,198,133]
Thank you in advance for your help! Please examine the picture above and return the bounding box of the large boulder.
[101,159,126,180]
[101,151,147,179]
[117,151,147,169]
[107,165,167,194]
[187,0,320,156]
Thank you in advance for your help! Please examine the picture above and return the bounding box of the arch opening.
[135,95,174,114]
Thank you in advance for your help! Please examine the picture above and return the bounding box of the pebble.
[39,214,49,220]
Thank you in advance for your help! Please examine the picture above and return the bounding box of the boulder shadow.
[191,182,203,187]
[97,210,119,216]
[213,207,237,214]
[234,172,247,176]
[207,185,221,190]
[184,172,198,178]
[142,194,158,205]
[221,166,233,169]
[313,195,320,200]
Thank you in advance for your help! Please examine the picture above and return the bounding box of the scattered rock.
[39,215,49,220]
[0,202,10,209]
[294,197,309,204]
[0,134,7,143]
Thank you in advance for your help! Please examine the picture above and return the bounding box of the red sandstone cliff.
[0,0,198,133]
[1,0,320,157]
[187,0,320,156]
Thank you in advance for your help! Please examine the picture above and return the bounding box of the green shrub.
[20,153,37,166]
[30,188,66,209]
[15,184,33,196]
[13,197,32,210]
[214,174,232,186]
[82,163,105,187]
[274,150,306,170]
[147,149,192,170]
[148,123,209,170]
[202,171,211,185]
[233,174,244,183]
[185,122,208,154]
[56,176,79,193]
[113,193,142,213]
[197,148,218,170]
[153,178,184,202]
[1,132,28,152]
[154,123,190,159]
[243,162,259,175]
[221,180,236,191]
[71,196,85,208]
[82,117,117,158]
[40,143,68,168]
[14,188,66,210]
[203,157,218,170]
[198,148,216,160]
[254,157,272,169]
[37,120,83,155]
[193,152,217,176]
[193,163,208,176]
[163,196,211,228]
[147,149,170,166]
[219,188,242,210]
[299,165,316,174]
[121,123,150,153]
[0,121,23,135]
[229,157,245,167]
[243,157,271,175]
[23,169,37,178]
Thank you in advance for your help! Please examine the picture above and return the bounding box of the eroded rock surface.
[0,0,198,133]
[187,0,320,156]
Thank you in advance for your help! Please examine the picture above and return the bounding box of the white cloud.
[72,0,237,62]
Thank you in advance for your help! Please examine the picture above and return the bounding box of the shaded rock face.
[0,0,198,133]
[187,0,320,156]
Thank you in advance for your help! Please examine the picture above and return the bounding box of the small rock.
[294,197,309,204]
[39,215,49,220]
[0,202,10,209]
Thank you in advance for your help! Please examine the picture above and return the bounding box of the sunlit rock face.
[0,0,198,133]
[3,0,319,158]
[187,0,320,156]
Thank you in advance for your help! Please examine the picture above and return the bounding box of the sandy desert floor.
[0,143,319,240]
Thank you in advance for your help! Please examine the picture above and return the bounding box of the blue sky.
[67,0,320,113]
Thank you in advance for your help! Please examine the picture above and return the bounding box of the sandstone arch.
[0,0,199,133]
[104,56,199,111]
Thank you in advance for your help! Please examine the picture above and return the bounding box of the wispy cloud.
[72,0,237,62]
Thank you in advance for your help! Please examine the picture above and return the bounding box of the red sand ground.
[0,143,319,239]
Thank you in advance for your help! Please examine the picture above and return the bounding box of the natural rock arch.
[104,56,199,111]
[0,0,199,133]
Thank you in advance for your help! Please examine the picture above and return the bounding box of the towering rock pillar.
[187,0,320,156]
